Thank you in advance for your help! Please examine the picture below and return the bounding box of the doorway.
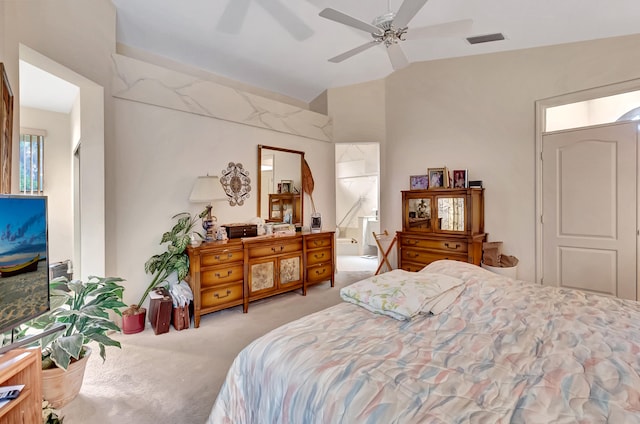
[541,122,637,299]
[19,44,105,279]
[335,143,380,272]
[536,78,640,299]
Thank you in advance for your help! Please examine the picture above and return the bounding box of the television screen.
[0,194,50,335]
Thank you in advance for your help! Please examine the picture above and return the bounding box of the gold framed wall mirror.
[257,145,304,227]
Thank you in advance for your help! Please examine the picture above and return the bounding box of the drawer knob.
[215,270,233,278]
[214,253,233,260]
[214,289,232,299]
[314,253,325,259]
[271,246,285,252]
[444,242,460,250]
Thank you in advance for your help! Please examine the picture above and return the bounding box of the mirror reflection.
[258,145,304,227]
[437,197,465,231]
[407,198,431,230]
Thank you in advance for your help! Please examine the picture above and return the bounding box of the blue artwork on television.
[0,194,50,335]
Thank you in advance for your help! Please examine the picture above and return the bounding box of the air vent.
[466,33,505,45]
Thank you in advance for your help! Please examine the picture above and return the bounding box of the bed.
[208,260,640,423]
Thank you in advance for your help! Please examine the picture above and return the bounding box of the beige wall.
[2,1,114,279]
[329,33,640,281]
[113,99,333,305]
[4,0,640,302]
[2,0,334,308]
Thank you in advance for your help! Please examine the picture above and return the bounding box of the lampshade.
[189,176,226,203]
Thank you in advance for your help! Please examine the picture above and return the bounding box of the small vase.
[122,308,146,334]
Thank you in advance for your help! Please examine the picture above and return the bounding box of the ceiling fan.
[218,0,314,41]
[319,0,472,70]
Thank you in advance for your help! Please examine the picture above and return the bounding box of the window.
[19,132,44,193]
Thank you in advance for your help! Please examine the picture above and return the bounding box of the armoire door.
[542,121,637,300]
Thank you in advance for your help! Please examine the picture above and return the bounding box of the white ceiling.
[110,0,640,103]
[19,0,640,112]
[19,60,79,114]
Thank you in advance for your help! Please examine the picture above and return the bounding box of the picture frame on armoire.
[427,167,448,189]
[409,174,429,190]
[452,169,468,188]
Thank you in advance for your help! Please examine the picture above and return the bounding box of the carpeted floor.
[60,270,373,423]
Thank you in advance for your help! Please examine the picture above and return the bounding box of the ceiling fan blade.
[328,41,380,63]
[393,0,429,28]
[255,0,314,41]
[319,8,383,36]
[217,0,251,33]
[405,19,473,40]
[387,43,410,70]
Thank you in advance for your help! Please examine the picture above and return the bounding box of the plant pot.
[42,346,91,408]
[122,307,146,334]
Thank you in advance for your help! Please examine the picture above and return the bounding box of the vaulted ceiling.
[19,0,640,112]
[111,0,640,103]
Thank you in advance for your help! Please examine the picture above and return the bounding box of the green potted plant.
[122,210,207,334]
[22,275,127,408]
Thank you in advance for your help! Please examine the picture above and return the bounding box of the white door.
[542,121,637,300]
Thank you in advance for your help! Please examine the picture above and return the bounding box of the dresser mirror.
[437,197,465,232]
[257,145,304,226]
[406,197,432,230]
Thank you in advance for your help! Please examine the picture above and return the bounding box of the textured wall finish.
[112,54,333,142]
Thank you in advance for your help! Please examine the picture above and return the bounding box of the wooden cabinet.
[187,231,335,325]
[244,235,304,311]
[0,348,41,424]
[303,232,335,294]
[187,239,244,328]
[398,188,485,271]
[268,193,301,224]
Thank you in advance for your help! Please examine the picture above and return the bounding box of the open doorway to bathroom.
[335,143,380,272]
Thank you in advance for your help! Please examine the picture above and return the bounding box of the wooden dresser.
[187,231,335,326]
[303,232,335,294]
[187,239,244,328]
[397,188,486,271]
[0,348,41,424]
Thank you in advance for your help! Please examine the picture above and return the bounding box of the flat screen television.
[0,194,50,338]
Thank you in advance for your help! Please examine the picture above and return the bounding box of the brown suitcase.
[172,304,190,331]
[148,287,172,335]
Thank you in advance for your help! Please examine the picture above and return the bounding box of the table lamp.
[189,175,227,241]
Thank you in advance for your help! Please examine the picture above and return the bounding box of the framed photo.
[280,180,292,193]
[452,169,468,188]
[409,174,429,190]
[428,167,448,189]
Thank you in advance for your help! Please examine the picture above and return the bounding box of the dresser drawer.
[305,235,332,249]
[306,248,331,266]
[399,262,428,272]
[401,248,467,264]
[200,248,243,266]
[306,263,333,284]
[201,264,244,288]
[248,239,303,258]
[201,282,243,309]
[400,237,468,254]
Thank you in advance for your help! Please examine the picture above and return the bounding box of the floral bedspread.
[208,260,640,424]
